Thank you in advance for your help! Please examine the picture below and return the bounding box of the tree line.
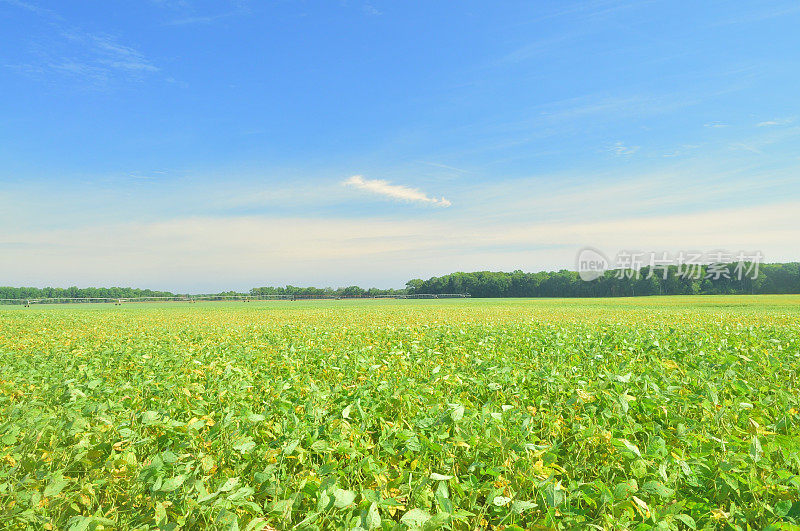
[405,262,800,297]
[2,262,798,301]
[0,285,407,301]
[0,286,176,301]
[248,286,407,299]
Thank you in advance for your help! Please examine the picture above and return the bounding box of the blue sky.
[2,0,799,291]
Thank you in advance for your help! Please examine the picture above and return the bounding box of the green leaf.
[425,513,450,529]
[430,473,453,481]
[618,392,629,414]
[642,480,674,499]
[66,516,92,531]
[750,436,763,463]
[155,501,167,523]
[160,474,186,492]
[493,496,511,506]
[310,439,329,452]
[218,477,240,493]
[244,518,271,531]
[270,499,294,515]
[631,496,649,517]
[615,438,642,458]
[365,501,381,529]
[201,454,215,473]
[283,439,300,455]
[198,492,218,503]
[233,440,256,453]
[142,411,161,425]
[511,500,537,514]
[44,477,69,497]
[401,508,432,529]
[317,489,332,511]
[675,514,696,529]
[544,483,565,508]
[333,488,356,508]
[773,499,793,517]
[227,486,255,501]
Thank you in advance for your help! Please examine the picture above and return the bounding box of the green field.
[1,296,800,530]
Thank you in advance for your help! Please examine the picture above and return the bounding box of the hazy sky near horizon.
[2,0,799,291]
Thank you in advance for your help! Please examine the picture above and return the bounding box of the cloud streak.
[2,1,159,84]
[757,117,794,127]
[343,175,451,207]
[417,161,471,174]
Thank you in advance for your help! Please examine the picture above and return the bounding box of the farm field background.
[1,296,799,530]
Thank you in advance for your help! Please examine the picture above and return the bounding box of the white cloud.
[757,117,794,127]
[610,141,639,156]
[343,175,452,207]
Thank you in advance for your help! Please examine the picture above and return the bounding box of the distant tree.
[405,279,424,294]
[340,286,366,298]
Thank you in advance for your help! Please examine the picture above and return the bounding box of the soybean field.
[1,296,799,530]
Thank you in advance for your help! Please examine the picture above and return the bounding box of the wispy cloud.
[0,0,60,18]
[730,142,764,155]
[513,0,653,26]
[726,126,800,155]
[147,0,192,8]
[151,0,254,24]
[704,121,728,128]
[417,161,471,174]
[663,144,700,158]
[757,117,795,127]
[362,3,381,16]
[164,14,227,25]
[537,91,713,123]
[57,32,159,74]
[2,1,159,85]
[41,34,158,85]
[343,175,451,207]
[162,7,246,26]
[499,33,575,64]
[609,141,639,156]
[716,3,800,25]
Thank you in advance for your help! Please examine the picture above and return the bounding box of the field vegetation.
[1,296,799,529]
